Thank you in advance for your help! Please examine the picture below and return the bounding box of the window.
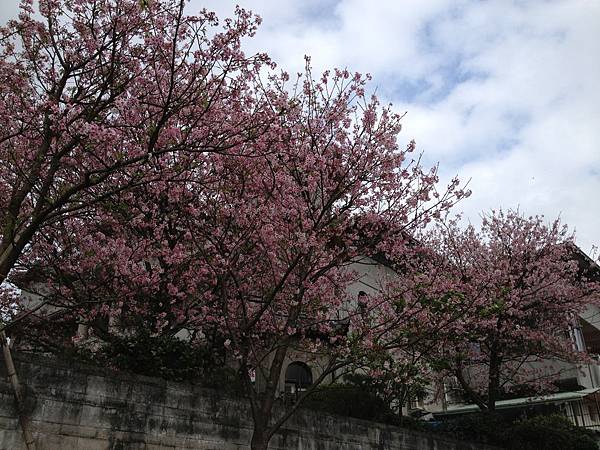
[570,324,586,352]
[358,290,368,316]
[284,361,313,398]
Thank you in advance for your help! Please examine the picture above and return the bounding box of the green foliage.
[441,413,510,445]
[14,315,243,392]
[507,414,598,450]
[396,415,429,431]
[304,371,430,427]
[392,297,405,312]
[103,334,206,379]
[439,413,598,450]
[478,298,506,318]
[344,358,428,409]
[428,357,452,372]
[78,333,243,392]
[304,383,398,423]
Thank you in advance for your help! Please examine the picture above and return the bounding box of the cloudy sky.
[1,1,599,254]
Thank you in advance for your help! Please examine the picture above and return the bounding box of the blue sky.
[196,0,600,254]
[1,0,599,254]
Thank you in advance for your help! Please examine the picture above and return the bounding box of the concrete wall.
[0,354,498,450]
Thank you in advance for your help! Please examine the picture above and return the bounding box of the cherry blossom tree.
[198,69,472,450]
[15,59,471,449]
[0,0,276,447]
[1,1,472,449]
[425,210,600,412]
[0,0,274,287]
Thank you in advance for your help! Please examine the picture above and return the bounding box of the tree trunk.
[1,241,37,450]
[1,330,36,450]
[247,343,290,450]
[250,426,269,450]
[487,350,502,412]
[454,367,489,411]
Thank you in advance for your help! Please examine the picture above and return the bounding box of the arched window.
[285,361,313,391]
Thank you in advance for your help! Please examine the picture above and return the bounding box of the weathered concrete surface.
[0,354,498,450]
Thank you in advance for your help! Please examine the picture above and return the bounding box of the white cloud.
[2,0,598,252]
[416,0,600,252]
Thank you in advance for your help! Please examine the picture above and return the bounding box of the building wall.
[265,256,399,396]
[0,354,499,450]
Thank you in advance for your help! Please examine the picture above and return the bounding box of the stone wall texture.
[0,354,498,450]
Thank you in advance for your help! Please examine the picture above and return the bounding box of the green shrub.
[507,414,598,450]
[439,413,598,450]
[75,333,243,392]
[440,413,510,445]
[396,415,429,431]
[304,384,397,423]
[100,333,212,380]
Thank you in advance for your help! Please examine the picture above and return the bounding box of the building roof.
[435,388,600,416]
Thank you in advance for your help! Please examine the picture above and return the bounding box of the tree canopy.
[2,2,598,450]
[422,210,600,411]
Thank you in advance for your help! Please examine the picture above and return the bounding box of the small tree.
[426,210,600,411]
